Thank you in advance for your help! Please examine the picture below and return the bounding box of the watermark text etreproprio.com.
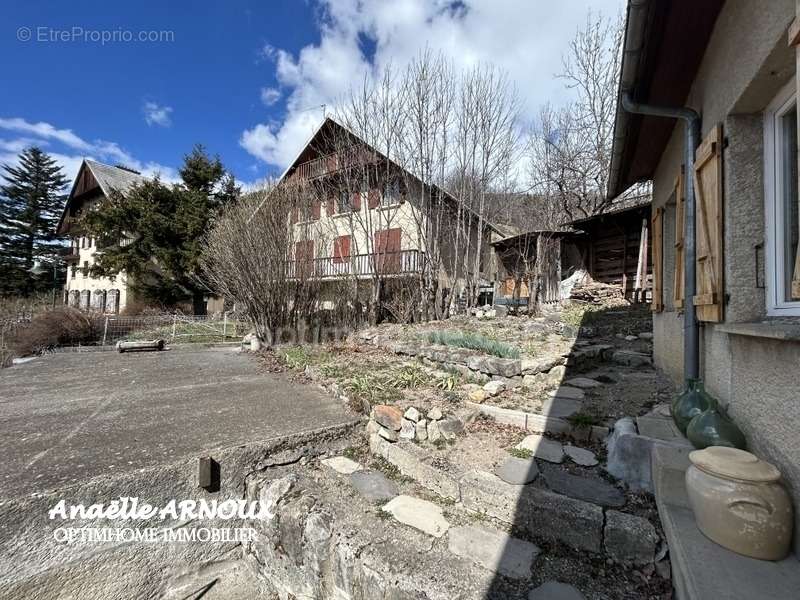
[17,26,175,45]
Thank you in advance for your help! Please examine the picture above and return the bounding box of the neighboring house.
[56,160,146,313]
[276,117,500,313]
[609,0,800,555]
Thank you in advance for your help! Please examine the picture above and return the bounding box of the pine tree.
[0,147,68,296]
[83,145,240,313]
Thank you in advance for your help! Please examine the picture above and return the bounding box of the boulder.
[428,408,443,421]
[564,377,602,389]
[428,420,442,443]
[604,510,659,565]
[399,419,416,440]
[416,419,428,441]
[403,407,421,422]
[372,405,403,431]
[469,389,489,403]
[482,380,506,396]
[438,417,464,440]
[547,386,585,401]
[539,464,625,508]
[521,356,564,375]
[378,426,398,442]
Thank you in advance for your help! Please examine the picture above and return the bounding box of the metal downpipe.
[620,93,701,382]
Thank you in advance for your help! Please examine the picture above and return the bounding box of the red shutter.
[351,191,361,211]
[333,235,351,264]
[374,228,402,273]
[312,200,322,220]
[290,207,299,224]
[327,196,337,216]
[295,240,314,278]
[368,188,380,209]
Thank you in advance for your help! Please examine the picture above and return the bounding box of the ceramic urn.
[686,446,793,561]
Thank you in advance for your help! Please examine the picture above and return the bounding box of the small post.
[171,313,177,342]
[222,312,228,342]
[102,316,109,346]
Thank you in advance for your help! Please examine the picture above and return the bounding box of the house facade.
[277,118,500,314]
[56,160,145,313]
[609,0,800,553]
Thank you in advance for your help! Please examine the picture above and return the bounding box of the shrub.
[9,307,98,356]
[424,330,520,359]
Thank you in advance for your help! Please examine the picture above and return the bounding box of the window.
[765,78,800,315]
[71,265,77,279]
[382,179,402,206]
[82,261,89,278]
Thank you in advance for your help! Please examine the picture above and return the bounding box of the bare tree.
[528,11,623,220]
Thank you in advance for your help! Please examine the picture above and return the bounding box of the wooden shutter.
[693,124,724,322]
[312,200,322,220]
[368,188,380,209]
[351,191,361,211]
[651,207,664,312]
[333,235,351,264]
[374,228,402,273]
[673,169,686,308]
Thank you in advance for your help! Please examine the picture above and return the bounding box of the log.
[116,339,166,353]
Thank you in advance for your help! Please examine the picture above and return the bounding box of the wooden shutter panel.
[368,188,380,209]
[651,207,664,312]
[673,169,686,308]
[693,124,724,322]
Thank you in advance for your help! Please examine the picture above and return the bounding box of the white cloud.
[142,101,173,127]
[0,117,178,184]
[260,87,282,106]
[241,0,624,172]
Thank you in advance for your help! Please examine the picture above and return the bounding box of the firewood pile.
[569,279,628,306]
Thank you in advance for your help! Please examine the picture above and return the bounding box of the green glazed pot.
[687,395,747,450]
[672,379,710,435]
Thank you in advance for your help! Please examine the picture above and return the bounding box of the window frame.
[764,77,800,316]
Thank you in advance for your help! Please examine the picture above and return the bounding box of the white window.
[764,78,800,316]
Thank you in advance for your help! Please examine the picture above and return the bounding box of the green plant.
[567,411,601,429]
[282,346,311,369]
[386,364,429,389]
[436,373,459,390]
[507,447,533,459]
[423,330,520,359]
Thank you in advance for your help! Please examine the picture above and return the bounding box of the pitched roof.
[277,116,503,235]
[607,0,725,198]
[83,159,147,197]
[56,159,149,234]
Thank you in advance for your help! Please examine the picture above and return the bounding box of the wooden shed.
[568,196,652,301]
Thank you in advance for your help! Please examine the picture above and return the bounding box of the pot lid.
[689,447,782,483]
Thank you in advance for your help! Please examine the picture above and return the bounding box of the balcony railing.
[61,247,80,262]
[289,249,423,280]
[288,146,379,184]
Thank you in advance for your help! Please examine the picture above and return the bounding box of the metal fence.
[94,313,249,346]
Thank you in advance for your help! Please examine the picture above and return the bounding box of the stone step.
[651,444,800,600]
[448,525,540,580]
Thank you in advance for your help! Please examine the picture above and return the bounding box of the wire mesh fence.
[94,313,249,346]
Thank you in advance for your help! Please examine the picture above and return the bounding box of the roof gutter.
[607,0,651,199]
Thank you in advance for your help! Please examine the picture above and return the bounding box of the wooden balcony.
[289,249,423,280]
[61,246,80,262]
[288,146,378,184]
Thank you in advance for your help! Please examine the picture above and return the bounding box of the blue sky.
[1,0,623,188]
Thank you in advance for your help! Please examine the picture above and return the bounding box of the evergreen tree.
[0,147,68,296]
[83,145,240,313]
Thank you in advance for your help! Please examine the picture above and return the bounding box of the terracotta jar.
[686,447,793,561]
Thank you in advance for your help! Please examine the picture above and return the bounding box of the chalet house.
[275,117,500,314]
[56,160,146,313]
[610,0,800,565]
